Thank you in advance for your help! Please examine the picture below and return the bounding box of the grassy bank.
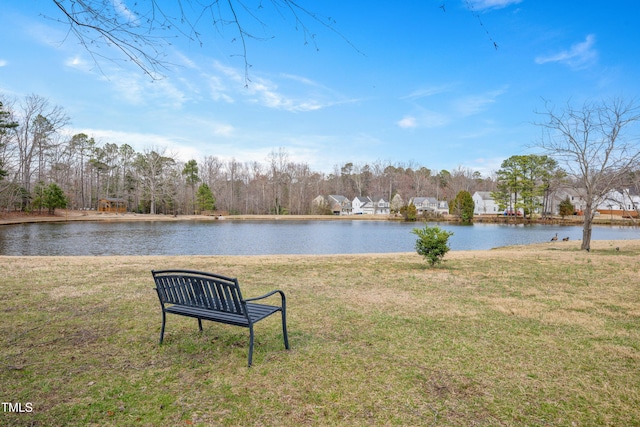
[1,240,639,426]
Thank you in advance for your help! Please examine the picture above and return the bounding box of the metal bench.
[152,269,289,367]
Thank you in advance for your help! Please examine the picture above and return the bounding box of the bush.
[451,190,474,224]
[559,197,574,219]
[412,225,453,266]
[400,203,417,221]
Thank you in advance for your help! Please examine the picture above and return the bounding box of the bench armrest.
[244,289,286,306]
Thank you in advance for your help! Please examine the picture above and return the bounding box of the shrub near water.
[412,224,453,266]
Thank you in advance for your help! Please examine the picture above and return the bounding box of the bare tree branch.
[48,0,359,83]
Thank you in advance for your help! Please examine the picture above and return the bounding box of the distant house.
[409,197,431,213]
[436,200,449,215]
[352,196,390,215]
[327,195,352,215]
[409,197,449,216]
[472,191,500,215]
[372,197,390,215]
[472,191,530,216]
[595,188,640,217]
[352,196,374,215]
[549,187,587,215]
[97,198,127,213]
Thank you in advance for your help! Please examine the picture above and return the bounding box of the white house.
[596,188,640,217]
[472,191,500,215]
[409,197,449,216]
[352,196,390,215]
[352,196,374,214]
[372,197,391,215]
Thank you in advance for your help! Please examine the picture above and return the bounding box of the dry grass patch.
[1,240,639,426]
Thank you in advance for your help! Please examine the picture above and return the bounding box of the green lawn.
[1,241,639,426]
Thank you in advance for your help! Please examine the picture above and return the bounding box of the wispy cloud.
[111,0,140,25]
[94,67,190,108]
[535,34,598,69]
[397,110,451,129]
[246,79,324,112]
[67,127,202,160]
[0,59,7,67]
[182,116,236,137]
[453,88,507,116]
[206,61,350,112]
[401,84,454,101]
[467,0,523,11]
[64,55,92,70]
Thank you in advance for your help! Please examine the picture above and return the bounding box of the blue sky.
[1,1,639,175]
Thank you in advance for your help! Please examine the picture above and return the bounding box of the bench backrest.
[152,269,246,315]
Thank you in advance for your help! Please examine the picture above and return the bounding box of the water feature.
[1,220,638,256]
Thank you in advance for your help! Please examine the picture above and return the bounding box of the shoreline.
[0,210,396,225]
[1,209,637,227]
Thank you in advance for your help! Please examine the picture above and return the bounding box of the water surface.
[0,220,637,256]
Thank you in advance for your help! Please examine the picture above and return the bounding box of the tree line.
[1,94,501,216]
[2,93,639,252]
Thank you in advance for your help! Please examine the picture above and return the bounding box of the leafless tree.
[11,95,69,207]
[133,146,177,214]
[536,98,640,250]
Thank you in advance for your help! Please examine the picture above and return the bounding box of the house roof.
[473,191,494,200]
[329,195,349,203]
[410,197,428,205]
[353,196,372,203]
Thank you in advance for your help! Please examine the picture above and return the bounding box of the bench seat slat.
[164,303,281,327]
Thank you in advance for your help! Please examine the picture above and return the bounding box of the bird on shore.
[562,237,569,241]
[551,233,558,241]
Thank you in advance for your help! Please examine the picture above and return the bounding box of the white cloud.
[467,0,523,10]
[64,55,92,70]
[398,116,417,128]
[535,34,598,69]
[0,59,6,67]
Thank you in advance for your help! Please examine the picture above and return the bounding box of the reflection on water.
[0,220,637,256]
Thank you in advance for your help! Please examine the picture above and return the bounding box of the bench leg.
[197,318,203,332]
[281,310,290,350]
[159,311,166,345]
[248,326,255,367]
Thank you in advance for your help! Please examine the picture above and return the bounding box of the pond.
[0,220,638,256]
